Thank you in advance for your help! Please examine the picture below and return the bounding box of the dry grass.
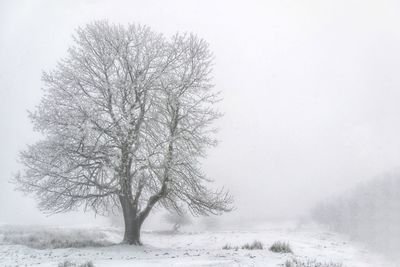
[222,243,239,250]
[0,225,112,249]
[285,258,343,267]
[222,240,264,250]
[58,260,95,267]
[241,240,264,250]
[269,241,293,253]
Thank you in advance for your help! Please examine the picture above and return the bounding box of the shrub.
[269,241,292,253]
[241,240,264,250]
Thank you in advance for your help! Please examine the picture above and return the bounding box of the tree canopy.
[15,21,232,244]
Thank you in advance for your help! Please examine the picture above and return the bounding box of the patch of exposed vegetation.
[222,240,264,250]
[285,258,343,267]
[241,240,264,250]
[222,243,239,250]
[58,260,95,267]
[0,225,112,249]
[270,241,293,253]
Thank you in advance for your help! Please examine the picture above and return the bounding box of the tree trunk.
[119,195,142,245]
[123,215,142,245]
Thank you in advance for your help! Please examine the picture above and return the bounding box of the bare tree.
[14,21,232,245]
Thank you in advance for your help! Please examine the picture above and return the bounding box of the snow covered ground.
[0,222,396,267]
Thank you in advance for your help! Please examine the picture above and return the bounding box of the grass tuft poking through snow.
[58,260,95,267]
[241,240,264,250]
[222,240,264,250]
[0,225,113,249]
[285,258,343,267]
[222,243,239,250]
[269,241,292,253]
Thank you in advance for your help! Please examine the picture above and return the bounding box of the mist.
[312,171,400,261]
[1,1,400,265]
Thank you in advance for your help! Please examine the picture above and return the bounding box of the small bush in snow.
[269,241,292,253]
[285,258,343,267]
[241,240,264,250]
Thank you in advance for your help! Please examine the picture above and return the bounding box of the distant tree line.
[312,173,400,257]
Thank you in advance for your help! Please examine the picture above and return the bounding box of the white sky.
[1,0,400,225]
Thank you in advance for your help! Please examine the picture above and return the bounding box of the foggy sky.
[2,0,400,225]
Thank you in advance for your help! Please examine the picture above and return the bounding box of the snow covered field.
[0,222,396,267]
